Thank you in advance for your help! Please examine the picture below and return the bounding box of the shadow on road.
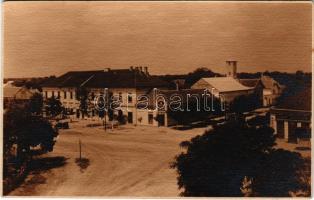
[29,156,68,172]
[75,158,90,173]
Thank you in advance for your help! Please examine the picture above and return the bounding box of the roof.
[275,87,311,111]
[260,75,282,89]
[3,87,21,98]
[3,86,38,99]
[41,68,170,89]
[196,77,253,92]
[238,79,261,88]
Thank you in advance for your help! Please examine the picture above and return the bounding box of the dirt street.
[9,120,206,197]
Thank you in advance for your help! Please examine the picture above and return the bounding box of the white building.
[41,67,170,126]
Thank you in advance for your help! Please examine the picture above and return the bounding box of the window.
[128,93,132,103]
[148,113,154,124]
[64,91,67,99]
[119,92,123,102]
[52,91,55,98]
[45,91,48,98]
[57,91,60,99]
[70,92,73,99]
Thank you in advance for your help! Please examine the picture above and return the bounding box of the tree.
[75,87,90,118]
[28,92,43,115]
[171,122,309,197]
[4,103,58,163]
[167,96,223,125]
[229,94,259,114]
[185,68,222,87]
[45,97,63,118]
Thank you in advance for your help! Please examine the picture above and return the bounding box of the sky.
[3,1,312,78]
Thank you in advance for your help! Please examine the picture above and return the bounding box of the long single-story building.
[270,87,311,143]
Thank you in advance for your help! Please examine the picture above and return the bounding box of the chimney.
[144,66,148,75]
[175,81,179,91]
[104,68,111,72]
[226,60,237,78]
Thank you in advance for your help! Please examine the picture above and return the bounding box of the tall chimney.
[226,60,237,78]
[144,66,148,75]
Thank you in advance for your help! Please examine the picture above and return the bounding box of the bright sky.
[3,1,312,78]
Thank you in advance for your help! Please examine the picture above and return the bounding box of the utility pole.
[104,88,108,132]
[79,139,82,162]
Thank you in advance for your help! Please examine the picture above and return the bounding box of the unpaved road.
[9,121,206,197]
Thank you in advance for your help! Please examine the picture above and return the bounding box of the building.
[3,82,39,108]
[41,67,171,126]
[239,75,284,107]
[260,75,284,106]
[191,77,254,103]
[270,87,311,143]
[191,61,254,103]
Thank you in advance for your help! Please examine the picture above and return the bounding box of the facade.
[260,75,284,106]
[270,87,311,143]
[41,67,171,126]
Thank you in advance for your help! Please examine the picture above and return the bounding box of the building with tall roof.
[41,67,171,125]
[239,75,284,107]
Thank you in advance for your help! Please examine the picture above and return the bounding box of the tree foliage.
[45,96,63,117]
[229,94,260,114]
[185,68,222,87]
[4,103,58,161]
[76,87,90,118]
[171,122,310,197]
[28,92,44,115]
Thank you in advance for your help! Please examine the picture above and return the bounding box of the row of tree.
[3,94,59,194]
[171,121,310,197]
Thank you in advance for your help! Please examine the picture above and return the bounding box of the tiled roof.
[41,69,170,89]
[199,77,252,92]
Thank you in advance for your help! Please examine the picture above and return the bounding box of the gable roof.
[194,77,253,92]
[260,75,283,89]
[4,87,22,98]
[41,68,170,89]
[3,86,38,99]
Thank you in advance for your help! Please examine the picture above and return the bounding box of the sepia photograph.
[2,1,312,197]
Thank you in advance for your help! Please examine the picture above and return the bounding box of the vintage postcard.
[2,1,312,197]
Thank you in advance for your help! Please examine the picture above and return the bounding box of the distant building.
[191,61,254,103]
[3,84,39,108]
[270,87,311,143]
[239,75,284,107]
[41,67,171,126]
[191,77,254,103]
[260,75,284,106]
